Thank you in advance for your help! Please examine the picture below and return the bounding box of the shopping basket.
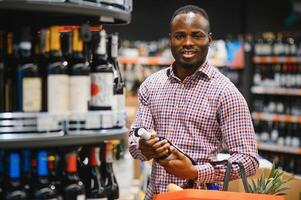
[153,161,285,200]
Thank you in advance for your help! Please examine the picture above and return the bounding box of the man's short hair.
[170,5,210,32]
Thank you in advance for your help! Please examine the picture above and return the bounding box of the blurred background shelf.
[253,56,301,64]
[119,56,173,66]
[252,112,301,123]
[251,86,301,96]
[258,142,301,155]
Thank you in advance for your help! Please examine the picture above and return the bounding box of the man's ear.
[208,32,213,44]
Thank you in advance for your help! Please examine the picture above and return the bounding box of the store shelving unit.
[253,56,301,64]
[252,112,301,123]
[0,128,128,148]
[0,1,130,149]
[251,86,301,96]
[0,1,131,27]
[258,142,301,155]
[250,49,301,175]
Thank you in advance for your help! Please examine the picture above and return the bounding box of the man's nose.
[183,36,193,46]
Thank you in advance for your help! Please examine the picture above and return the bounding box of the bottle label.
[112,92,125,127]
[69,76,90,112]
[77,194,86,200]
[90,72,113,108]
[48,74,69,113]
[273,44,284,55]
[23,77,42,112]
[101,112,113,128]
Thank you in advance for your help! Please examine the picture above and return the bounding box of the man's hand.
[138,131,171,160]
[157,146,198,180]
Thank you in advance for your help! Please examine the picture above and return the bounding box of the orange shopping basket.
[153,161,284,200]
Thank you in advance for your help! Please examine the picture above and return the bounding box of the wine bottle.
[48,152,62,199]
[85,147,106,199]
[5,152,27,200]
[17,27,42,112]
[108,33,125,128]
[21,149,31,197]
[0,31,5,112]
[32,150,58,200]
[0,150,5,199]
[100,142,119,200]
[62,150,86,200]
[69,28,90,113]
[40,28,50,112]
[47,26,69,113]
[4,32,17,112]
[90,30,114,111]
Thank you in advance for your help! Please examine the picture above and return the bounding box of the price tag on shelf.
[37,115,58,131]
[101,112,113,129]
[85,115,101,129]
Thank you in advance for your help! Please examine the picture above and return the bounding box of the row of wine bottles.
[0,142,121,200]
[253,95,301,116]
[254,32,301,56]
[0,26,125,114]
[260,151,301,175]
[253,64,301,88]
[254,120,301,148]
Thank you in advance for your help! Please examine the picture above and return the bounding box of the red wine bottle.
[69,28,90,113]
[86,147,106,199]
[62,150,86,200]
[47,26,69,113]
[100,142,119,200]
[32,151,58,200]
[90,30,114,111]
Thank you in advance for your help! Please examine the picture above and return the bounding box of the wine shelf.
[252,112,301,123]
[0,128,127,148]
[251,86,301,96]
[0,1,131,26]
[253,56,301,64]
[258,142,301,155]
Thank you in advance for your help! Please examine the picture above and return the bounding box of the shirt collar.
[167,60,215,82]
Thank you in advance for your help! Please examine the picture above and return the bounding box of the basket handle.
[222,161,250,193]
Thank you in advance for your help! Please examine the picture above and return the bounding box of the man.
[129,5,258,199]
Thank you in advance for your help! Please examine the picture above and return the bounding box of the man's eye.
[175,35,184,39]
[193,34,206,39]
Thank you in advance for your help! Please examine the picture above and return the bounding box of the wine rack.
[0,2,130,199]
[250,32,301,175]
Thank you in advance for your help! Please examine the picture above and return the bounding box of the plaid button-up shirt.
[129,61,259,200]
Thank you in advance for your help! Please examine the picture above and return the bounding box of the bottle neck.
[22,150,31,174]
[88,147,100,167]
